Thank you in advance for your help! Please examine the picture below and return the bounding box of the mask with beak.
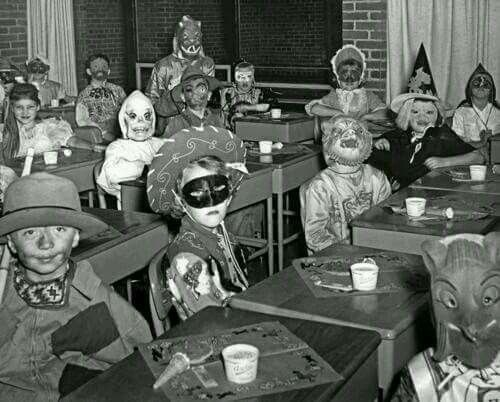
[421,233,500,369]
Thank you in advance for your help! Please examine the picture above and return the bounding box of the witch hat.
[391,44,440,113]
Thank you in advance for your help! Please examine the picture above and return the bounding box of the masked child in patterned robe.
[300,116,391,253]
[147,125,249,318]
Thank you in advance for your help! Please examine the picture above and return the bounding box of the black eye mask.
[472,76,492,88]
[181,174,231,209]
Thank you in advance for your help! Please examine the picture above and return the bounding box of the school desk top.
[62,307,380,402]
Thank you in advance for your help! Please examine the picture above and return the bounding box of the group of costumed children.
[1,13,500,401]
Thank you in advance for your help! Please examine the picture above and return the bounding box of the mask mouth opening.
[181,45,200,55]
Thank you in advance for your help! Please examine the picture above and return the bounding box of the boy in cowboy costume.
[161,65,223,138]
[0,173,152,401]
[147,126,249,318]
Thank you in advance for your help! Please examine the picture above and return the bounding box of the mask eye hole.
[438,289,458,309]
[482,286,499,307]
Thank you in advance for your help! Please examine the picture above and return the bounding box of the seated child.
[97,90,166,200]
[147,125,249,317]
[220,60,268,129]
[452,63,500,162]
[0,83,104,163]
[368,93,475,188]
[26,56,73,107]
[0,165,17,209]
[0,172,152,400]
[162,66,223,138]
[305,45,386,122]
[300,116,391,253]
[392,233,500,401]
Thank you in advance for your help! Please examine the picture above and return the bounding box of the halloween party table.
[247,143,324,271]
[120,163,275,276]
[232,244,431,398]
[410,165,500,195]
[233,112,315,142]
[350,187,500,254]
[62,306,381,402]
[71,208,169,284]
[7,148,103,193]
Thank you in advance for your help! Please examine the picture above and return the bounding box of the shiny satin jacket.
[0,259,152,401]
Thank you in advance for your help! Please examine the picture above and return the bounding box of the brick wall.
[342,0,387,98]
[0,0,27,68]
[73,0,128,91]
[136,0,228,64]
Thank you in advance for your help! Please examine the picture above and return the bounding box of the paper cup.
[259,140,273,154]
[43,151,58,165]
[350,262,379,291]
[50,99,60,107]
[470,165,487,181]
[222,344,259,384]
[405,197,426,217]
[270,108,281,119]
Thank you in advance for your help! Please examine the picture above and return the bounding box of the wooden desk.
[63,306,380,402]
[8,148,103,193]
[120,163,275,276]
[351,187,499,254]
[72,208,169,284]
[490,135,500,164]
[234,244,430,397]
[248,144,324,271]
[411,167,500,195]
[234,112,315,142]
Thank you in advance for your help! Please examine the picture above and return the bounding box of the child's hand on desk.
[424,157,448,170]
[374,138,390,151]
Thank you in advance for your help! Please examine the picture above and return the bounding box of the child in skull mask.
[220,61,269,129]
[147,126,249,317]
[75,54,126,142]
[161,66,223,138]
[97,90,167,200]
[305,45,387,122]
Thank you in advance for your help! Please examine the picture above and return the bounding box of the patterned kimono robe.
[300,164,391,253]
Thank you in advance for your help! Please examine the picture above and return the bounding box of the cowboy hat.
[0,173,109,239]
[390,92,440,114]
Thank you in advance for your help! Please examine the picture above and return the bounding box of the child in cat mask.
[392,232,500,402]
[147,125,249,317]
[305,45,387,122]
[300,116,391,253]
[220,61,269,129]
[97,90,166,200]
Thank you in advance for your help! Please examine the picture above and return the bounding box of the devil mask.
[421,233,500,369]
[321,116,372,167]
[174,15,203,60]
[118,90,156,141]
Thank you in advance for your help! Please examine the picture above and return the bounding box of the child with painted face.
[300,116,391,253]
[305,45,387,122]
[76,54,127,142]
[368,93,476,188]
[0,83,103,163]
[452,64,500,163]
[220,61,268,129]
[162,66,223,138]
[147,126,249,317]
[97,90,167,200]
[0,173,152,400]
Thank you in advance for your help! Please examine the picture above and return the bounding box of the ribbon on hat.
[225,162,248,174]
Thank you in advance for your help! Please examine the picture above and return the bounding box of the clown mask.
[118,90,156,141]
[234,66,254,93]
[422,233,500,369]
[86,57,110,82]
[182,77,210,111]
[176,16,202,59]
[322,116,372,167]
[409,100,438,134]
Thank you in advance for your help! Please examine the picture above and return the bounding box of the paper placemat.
[293,252,428,298]
[139,321,342,401]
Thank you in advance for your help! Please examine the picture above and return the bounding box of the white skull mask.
[119,90,156,141]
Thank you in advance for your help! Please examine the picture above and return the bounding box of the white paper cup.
[259,140,273,154]
[405,197,426,217]
[470,165,487,181]
[50,99,60,107]
[43,151,58,165]
[222,344,259,384]
[270,108,281,119]
[351,262,380,291]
